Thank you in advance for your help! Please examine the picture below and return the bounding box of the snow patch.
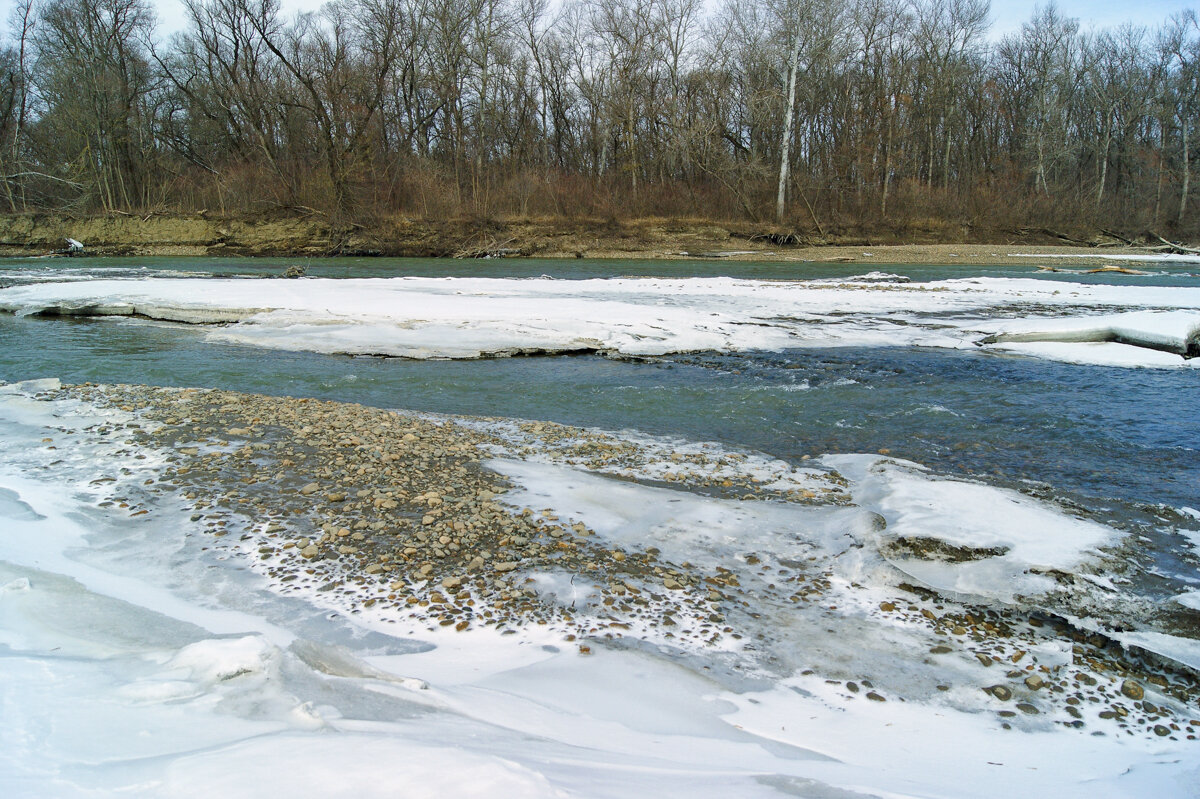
[823,455,1119,603]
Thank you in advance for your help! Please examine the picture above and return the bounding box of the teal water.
[3,254,1200,285]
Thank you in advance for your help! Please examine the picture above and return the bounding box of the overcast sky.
[0,0,1193,45]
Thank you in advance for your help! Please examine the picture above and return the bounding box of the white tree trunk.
[1096,114,1111,207]
[1180,108,1191,227]
[776,28,802,223]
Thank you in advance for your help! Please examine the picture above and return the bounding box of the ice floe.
[824,455,1120,602]
[2,274,1200,367]
[979,309,1200,359]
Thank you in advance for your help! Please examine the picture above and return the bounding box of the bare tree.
[30,0,158,210]
[774,0,845,223]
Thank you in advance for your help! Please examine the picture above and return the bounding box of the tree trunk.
[1096,114,1111,207]
[1154,114,1166,222]
[881,95,895,217]
[1180,108,1191,227]
[776,27,802,223]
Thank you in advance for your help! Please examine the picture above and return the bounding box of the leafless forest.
[0,0,1196,236]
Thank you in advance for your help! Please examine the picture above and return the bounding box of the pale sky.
[0,0,1193,46]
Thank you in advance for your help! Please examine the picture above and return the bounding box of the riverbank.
[5,376,1199,796]
[17,378,1197,743]
[0,212,1185,264]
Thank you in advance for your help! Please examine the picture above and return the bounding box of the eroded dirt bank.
[0,212,1187,265]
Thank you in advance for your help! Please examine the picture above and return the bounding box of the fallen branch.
[3,171,86,188]
[1148,233,1200,256]
[1017,227,1092,245]
[1099,228,1135,246]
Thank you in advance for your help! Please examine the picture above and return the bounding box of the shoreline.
[21,378,1200,741]
[0,212,1192,265]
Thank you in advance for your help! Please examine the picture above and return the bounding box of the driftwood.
[749,231,802,246]
[1146,233,1200,256]
[1017,227,1094,245]
[455,246,526,259]
[1086,265,1150,275]
[1099,228,1135,246]
[678,250,759,258]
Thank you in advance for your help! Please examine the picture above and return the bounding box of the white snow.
[2,274,1200,367]
[1,382,1197,799]
[979,309,1200,360]
[1173,592,1200,611]
[822,455,1119,603]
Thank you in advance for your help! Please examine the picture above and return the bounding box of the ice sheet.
[485,458,872,570]
[719,673,1200,799]
[979,309,1200,360]
[1113,630,1200,673]
[822,455,1119,602]
[4,274,1200,367]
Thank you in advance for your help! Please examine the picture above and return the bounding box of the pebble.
[1121,680,1145,701]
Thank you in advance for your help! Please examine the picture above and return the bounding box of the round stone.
[1121,680,1145,701]
[987,685,1013,701]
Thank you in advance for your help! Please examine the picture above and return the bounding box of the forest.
[0,0,1196,237]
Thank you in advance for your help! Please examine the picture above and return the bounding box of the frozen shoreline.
[2,379,1199,797]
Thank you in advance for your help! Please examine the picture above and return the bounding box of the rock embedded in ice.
[986,685,1013,701]
[1121,679,1145,700]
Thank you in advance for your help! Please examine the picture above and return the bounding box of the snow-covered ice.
[980,309,1200,362]
[1,381,1198,799]
[823,455,1120,603]
[3,274,1200,367]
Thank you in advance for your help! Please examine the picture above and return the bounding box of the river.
[1,255,1198,798]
